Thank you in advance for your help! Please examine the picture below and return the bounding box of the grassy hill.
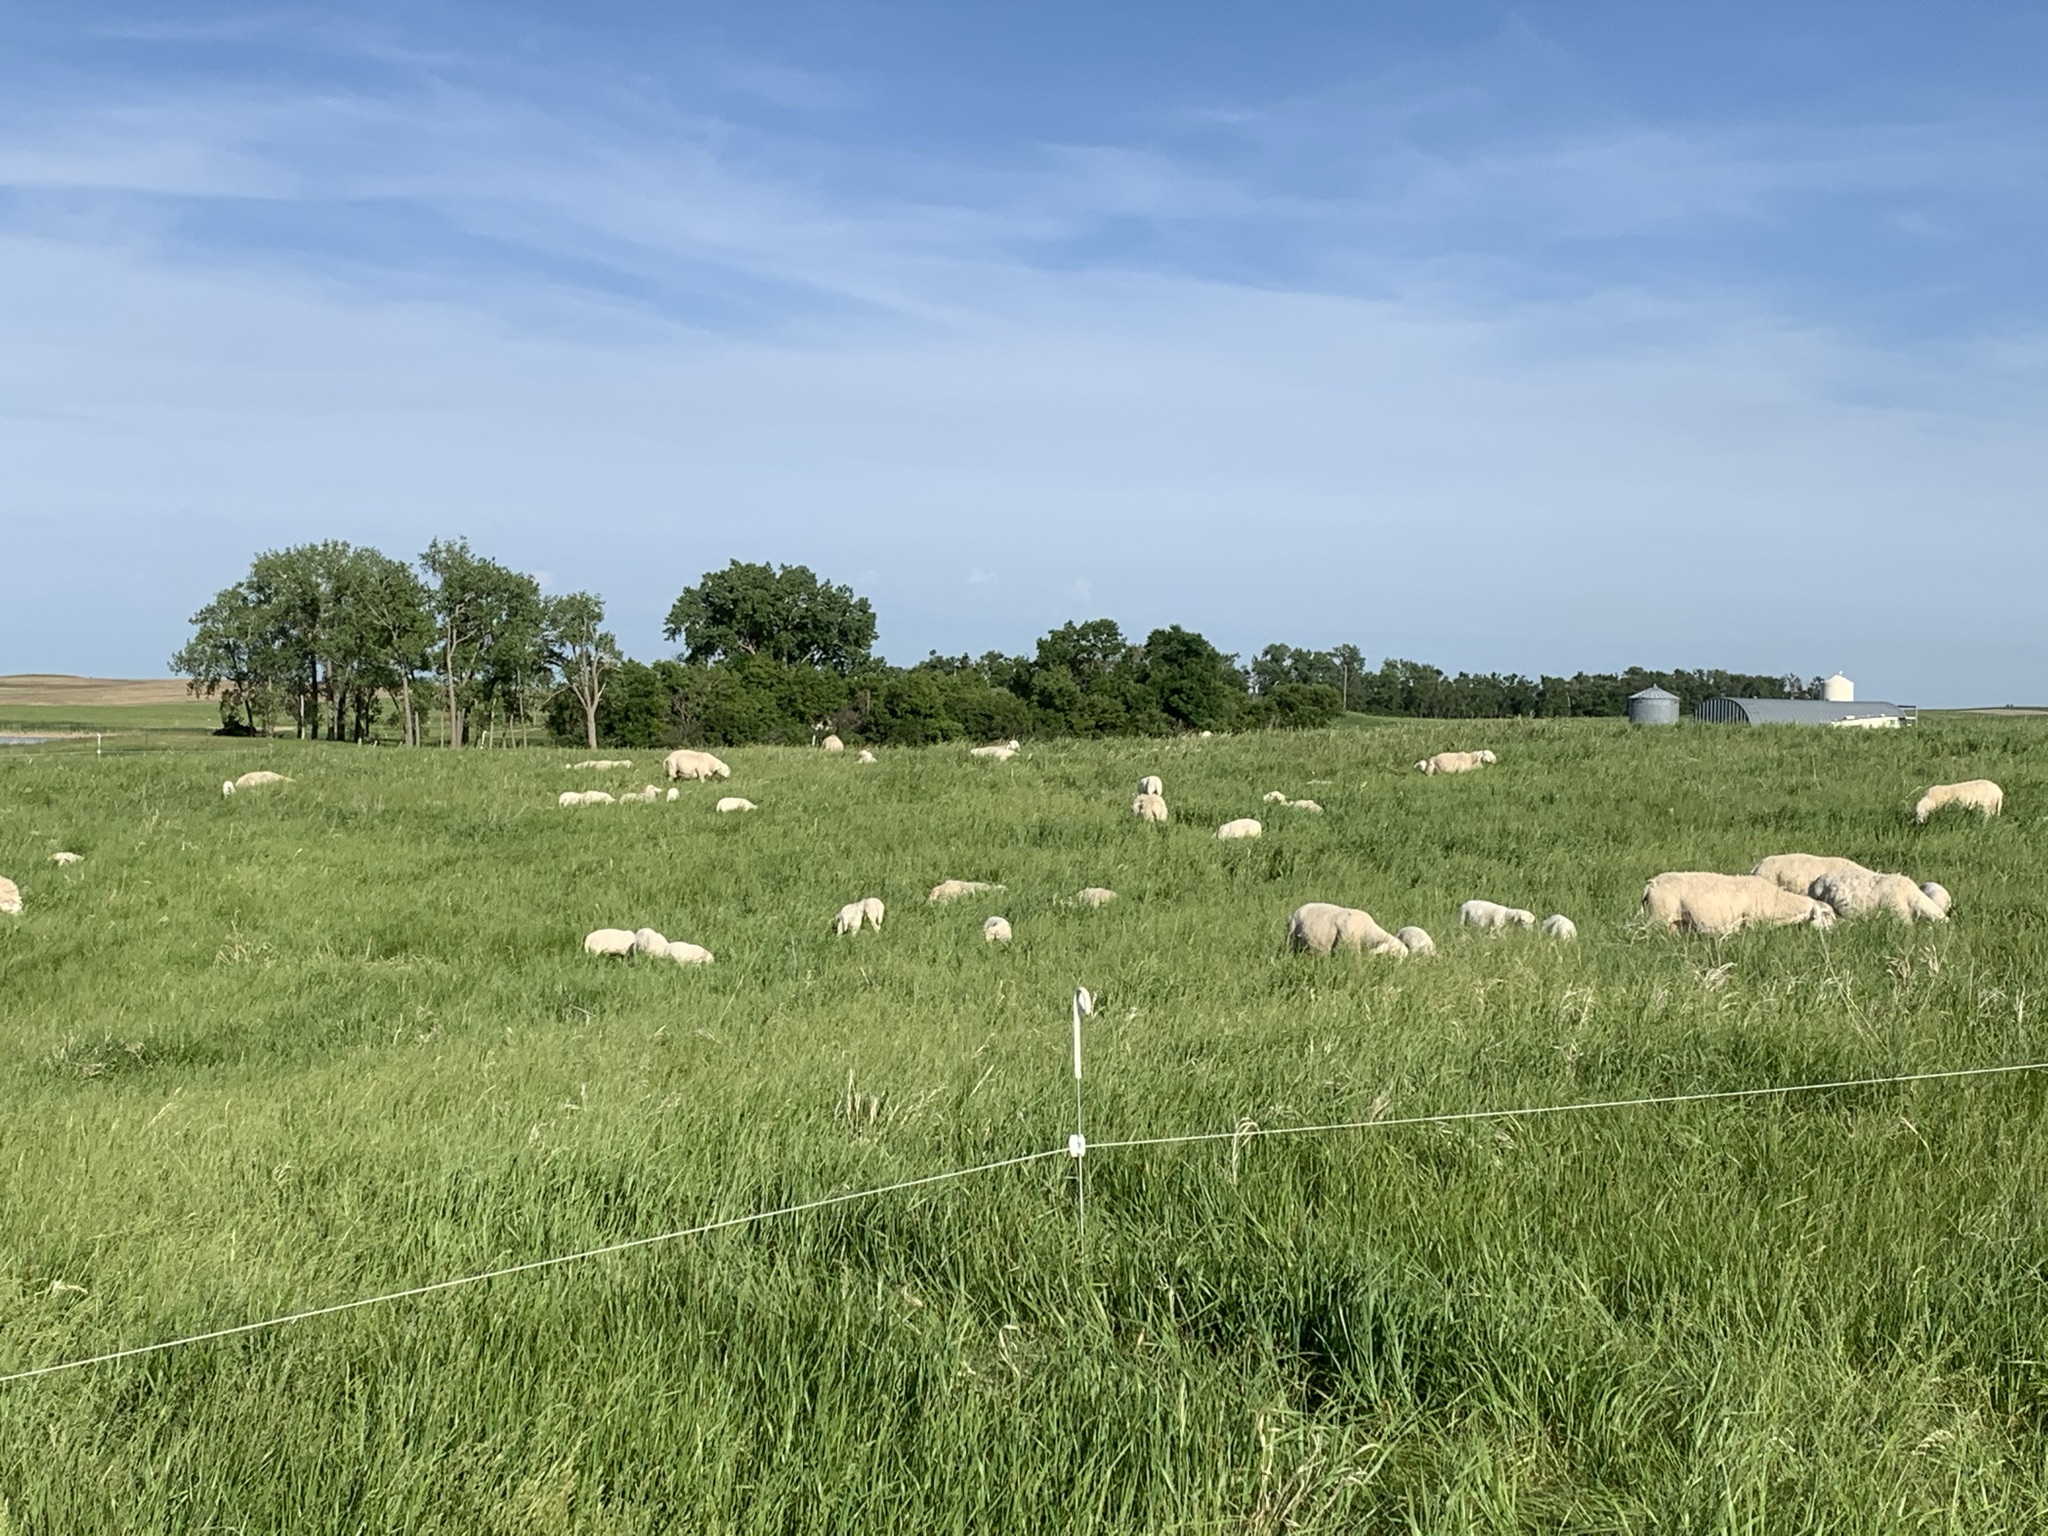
[2,719,2045,1529]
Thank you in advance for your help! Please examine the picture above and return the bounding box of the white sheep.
[1914,780,2003,823]
[833,902,867,936]
[233,770,291,789]
[1459,900,1536,930]
[584,928,636,956]
[582,791,616,806]
[569,759,633,770]
[633,927,671,956]
[1641,872,1835,937]
[983,915,1012,943]
[1542,914,1577,941]
[1809,869,1950,924]
[1287,903,1405,957]
[1920,882,1953,916]
[1417,752,1494,776]
[666,787,680,802]
[0,876,20,916]
[821,734,844,753]
[1287,800,1323,813]
[1137,775,1163,797]
[664,749,732,782]
[620,785,660,804]
[1751,853,1872,895]
[1132,792,1169,823]
[1215,818,1263,840]
[557,791,583,808]
[969,740,1021,761]
[861,896,885,930]
[50,852,82,866]
[1262,790,1290,804]
[715,797,758,814]
[221,780,234,797]
[1076,887,1117,907]
[662,941,714,965]
[1394,925,1436,957]
[930,879,1004,904]
[857,749,878,764]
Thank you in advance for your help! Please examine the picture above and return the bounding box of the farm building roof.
[1696,697,1915,726]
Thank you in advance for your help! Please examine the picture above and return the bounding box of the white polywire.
[0,1147,1064,1387]
[1091,1060,2048,1152]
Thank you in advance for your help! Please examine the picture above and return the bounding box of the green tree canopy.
[664,561,877,674]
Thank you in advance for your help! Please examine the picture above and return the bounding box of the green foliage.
[1141,624,1243,731]
[1240,681,1344,731]
[3,721,2047,1527]
[664,561,878,673]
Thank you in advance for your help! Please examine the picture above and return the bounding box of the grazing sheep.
[234,770,291,789]
[821,734,844,753]
[582,791,616,806]
[569,759,633,770]
[558,791,583,807]
[663,749,732,782]
[1076,887,1117,907]
[860,897,885,930]
[1914,780,2003,823]
[715,797,758,814]
[666,787,680,802]
[857,750,877,764]
[1542,914,1577,941]
[1921,882,1953,916]
[50,852,82,866]
[559,790,615,807]
[1641,872,1836,937]
[0,876,20,916]
[1287,903,1405,957]
[1459,900,1536,931]
[1132,792,1169,823]
[633,927,671,956]
[1287,799,1323,813]
[662,941,714,965]
[833,902,867,936]
[1752,853,1871,895]
[1215,818,1263,840]
[221,780,235,797]
[930,879,1004,904]
[1263,790,1290,804]
[1394,925,1436,957]
[969,740,1021,761]
[584,928,637,957]
[620,785,661,804]
[1417,751,1493,776]
[1809,869,1949,924]
[1137,775,1163,797]
[983,915,1013,943]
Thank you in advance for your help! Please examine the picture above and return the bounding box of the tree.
[419,537,544,747]
[351,552,433,746]
[171,582,284,733]
[545,591,621,750]
[664,561,877,673]
[1140,626,1242,731]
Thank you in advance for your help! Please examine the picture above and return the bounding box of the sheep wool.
[969,741,1021,761]
[663,749,732,782]
[982,916,1013,943]
[1287,903,1404,957]
[1394,925,1436,957]
[930,879,1004,903]
[50,852,82,866]
[1913,780,2003,823]
[662,942,714,965]
[1751,853,1871,895]
[0,877,20,916]
[1262,790,1290,803]
[234,771,291,789]
[584,928,637,957]
[715,797,758,813]
[1641,872,1835,937]
[1460,900,1536,930]
[569,759,633,770]
[1215,818,1262,840]
[821,734,845,753]
[1136,775,1163,797]
[1076,888,1117,907]
[833,903,867,936]
[1132,792,1169,823]
[1417,752,1494,776]
[857,750,878,764]
[632,928,671,956]
[1809,869,1949,924]
[1542,914,1577,941]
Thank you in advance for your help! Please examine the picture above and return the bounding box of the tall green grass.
[2,719,2046,1531]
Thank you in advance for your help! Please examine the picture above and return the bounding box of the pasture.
[2,718,2045,1531]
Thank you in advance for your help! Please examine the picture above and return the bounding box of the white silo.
[1823,673,1854,702]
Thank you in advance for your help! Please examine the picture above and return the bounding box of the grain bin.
[1823,673,1854,702]
[1628,686,1680,726]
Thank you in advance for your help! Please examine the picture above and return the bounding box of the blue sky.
[2,1,2043,702]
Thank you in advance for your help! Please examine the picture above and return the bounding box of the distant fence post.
[1069,987,1093,1244]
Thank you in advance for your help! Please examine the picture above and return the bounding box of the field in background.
[2,719,2046,1530]
[0,675,222,737]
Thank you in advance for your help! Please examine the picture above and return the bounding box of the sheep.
[1137,775,1163,797]
[1262,790,1290,804]
[619,785,660,804]
[861,897,885,930]
[233,770,291,789]
[1287,800,1323,813]
[662,942,714,965]
[1215,818,1263,840]
[1809,869,1949,924]
[558,791,583,807]
[1076,887,1117,907]
[715,797,758,814]
[666,787,680,802]
[983,915,1013,943]
[857,750,877,764]
[1542,914,1577,941]
[822,734,844,753]
[633,927,671,956]
[1459,900,1536,931]
[1417,752,1493,775]
[1132,792,1169,823]
[930,879,1004,903]
[582,791,616,806]
[0,877,20,916]
[1914,780,2003,823]
[569,759,633,770]
[221,780,235,797]
[1394,925,1436,957]
[664,749,732,782]
[1641,872,1836,937]
[833,902,867,936]
[1921,882,1953,916]
[1752,853,1872,895]
[558,790,615,807]
[50,852,82,866]
[584,928,637,956]
[1287,903,1405,957]
[969,740,1021,761]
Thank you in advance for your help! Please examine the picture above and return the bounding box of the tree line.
[173,545,1819,748]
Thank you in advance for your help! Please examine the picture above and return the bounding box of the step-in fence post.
[1070,986,1093,1243]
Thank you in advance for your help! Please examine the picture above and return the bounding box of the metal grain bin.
[1628,686,1681,726]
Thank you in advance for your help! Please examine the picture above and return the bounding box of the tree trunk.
[585,695,599,750]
